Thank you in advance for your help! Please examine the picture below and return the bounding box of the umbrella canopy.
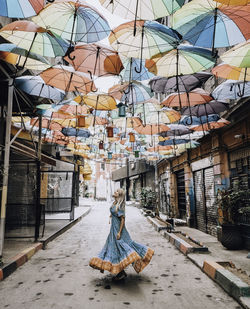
[162,88,213,107]
[214,0,250,4]
[159,124,192,137]
[182,101,229,117]
[15,76,65,101]
[99,0,185,19]
[212,79,250,100]
[191,118,230,131]
[159,138,193,146]
[132,117,169,135]
[180,114,220,125]
[109,20,182,59]
[0,0,44,18]
[0,21,69,58]
[173,0,250,49]
[121,58,154,82]
[0,43,50,71]
[78,94,117,110]
[212,63,250,81]
[109,82,153,104]
[146,45,215,77]
[40,66,96,94]
[32,2,110,43]
[220,40,250,68]
[64,43,123,77]
[148,72,212,93]
[62,127,91,138]
[142,108,181,124]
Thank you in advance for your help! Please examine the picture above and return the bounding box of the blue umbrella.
[159,139,192,146]
[121,58,155,82]
[62,128,91,138]
[0,0,44,18]
[212,80,250,100]
[180,114,220,126]
[15,76,65,101]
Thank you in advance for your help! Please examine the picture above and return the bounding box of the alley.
[0,202,241,309]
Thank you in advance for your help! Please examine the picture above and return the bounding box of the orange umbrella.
[40,66,96,93]
[191,118,230,131]
[30,118,62,131]
[132,117,169,135]
[147,145,173,152]
[59,104,89,115]
[64,43,123,77]
[161,88,213,107]
[212,63,250,81]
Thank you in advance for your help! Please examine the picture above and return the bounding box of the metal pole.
[0,80,13,264]
[154,160,160,216]
[35,115,42,241]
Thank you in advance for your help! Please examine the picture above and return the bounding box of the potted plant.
[217,186,250,250]
[140,187,156,211]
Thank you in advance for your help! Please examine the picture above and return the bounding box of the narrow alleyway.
[0,202,241,309]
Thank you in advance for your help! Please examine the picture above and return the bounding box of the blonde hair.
[115,188,125,213]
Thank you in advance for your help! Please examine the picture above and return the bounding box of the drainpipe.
[0,80,13,265]
[154,160,160,216]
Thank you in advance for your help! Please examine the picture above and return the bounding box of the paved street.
[0,202,242,309]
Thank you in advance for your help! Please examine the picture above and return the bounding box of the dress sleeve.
[117,207,125,218]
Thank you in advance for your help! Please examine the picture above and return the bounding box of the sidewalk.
[145,212,250,309]
[0,198,92,281]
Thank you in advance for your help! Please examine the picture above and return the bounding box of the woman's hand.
[117,232,121,240]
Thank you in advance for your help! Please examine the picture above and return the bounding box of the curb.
[147,216,169,232]
[0,207,91,281]
[203,261,250,308]
[40,207,91,249]
[0,243,42,281]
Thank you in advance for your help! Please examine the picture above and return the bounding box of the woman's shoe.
[113,270,127,281]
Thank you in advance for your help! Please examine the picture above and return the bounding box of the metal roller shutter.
[204,168,217,236]
[176,170,186,219]
[194,170,206,233]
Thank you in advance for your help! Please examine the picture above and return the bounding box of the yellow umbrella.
[213,0,249,5]
[75,94,117,110]
[67,143,90,151]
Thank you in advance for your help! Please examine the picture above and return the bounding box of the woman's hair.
[115,188,125,213]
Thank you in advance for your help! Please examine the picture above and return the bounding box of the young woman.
[89,189,154,280]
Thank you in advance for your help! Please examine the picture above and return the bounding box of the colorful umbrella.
[40,66,96,94]
[146,45,215,77]
[159,138,194,146]
[0,21,69,58]
[161,88,213,107]
[15,76,65,101]
[213,0,250,4]
[0,43,50,71]
[173,0,250,51]
[109,82,153,104]
[132,117,169,135]
[212,63,250,81]
[159,124,192,137]
[149,72,212,93]
[99,0,185,20]
[120,58,154,82]
[180,114,220,125]
[182,101,229,117]
[64,43,123,77]
[109,20,182,60]
[32,2,110,44]
[220,40,250,68]
[76,94,117,111]
[0,0,44,18]
[212,80,250,100]
[191,118,230,131]
[62,128,91,138]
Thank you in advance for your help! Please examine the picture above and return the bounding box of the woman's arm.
[117,216,125,240]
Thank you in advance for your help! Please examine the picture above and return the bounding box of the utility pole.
[0,80,13,264]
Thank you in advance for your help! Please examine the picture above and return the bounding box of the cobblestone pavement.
[0,202,242,309]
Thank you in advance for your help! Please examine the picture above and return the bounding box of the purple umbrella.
[182,101,229,117]
[148,72,212,93]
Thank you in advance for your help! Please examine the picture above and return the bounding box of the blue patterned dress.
[89,203,154,274]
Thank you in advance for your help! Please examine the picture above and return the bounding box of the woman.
[89,189,154,280]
